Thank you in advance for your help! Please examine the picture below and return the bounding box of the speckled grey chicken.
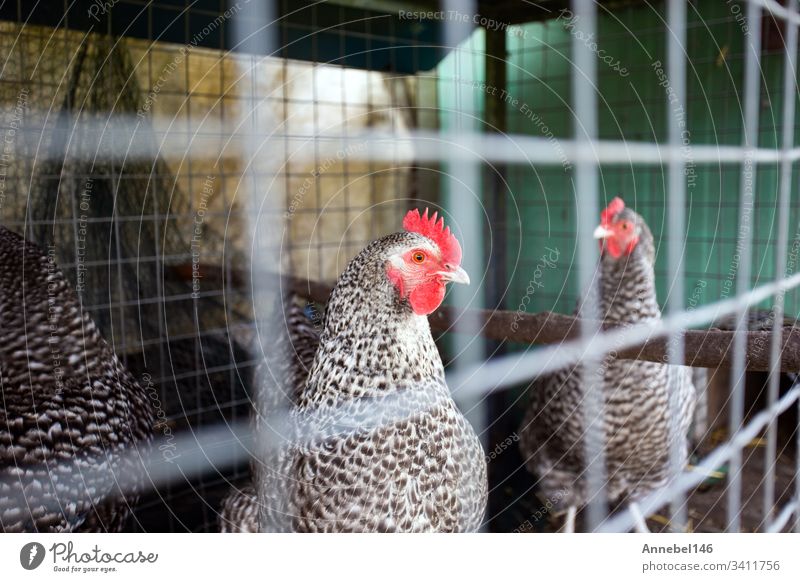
[219,293,320,532]
[0,226,154,532]
[518,197,696,532]
[239,209,487,532]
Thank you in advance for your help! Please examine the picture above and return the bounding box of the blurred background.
[0,0,797,532]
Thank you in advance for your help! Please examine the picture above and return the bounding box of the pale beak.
[439,265,471,285]
[593,225,613,239]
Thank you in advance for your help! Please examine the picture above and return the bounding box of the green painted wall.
[436,0,800,324]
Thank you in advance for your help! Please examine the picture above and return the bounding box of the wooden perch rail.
[285,276,800,373]
[430,308,800,373]
[169,264,800,373]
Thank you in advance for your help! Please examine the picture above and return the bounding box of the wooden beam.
[288,275,800,373]
[428,307,800,373]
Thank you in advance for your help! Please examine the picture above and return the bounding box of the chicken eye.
[621,222,628,230]
[412,251,426,264]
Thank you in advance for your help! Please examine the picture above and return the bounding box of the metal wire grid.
[446,0,800,532]
[0,0,798,532]
[0,13,263,531]
[0,0,429,531]
[237,0,800,532]
[504,11,799,308]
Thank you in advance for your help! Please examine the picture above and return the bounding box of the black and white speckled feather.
[0,226,154,532]
[518,208,696,513]
[219,293,320,533]
[253,232,486,532]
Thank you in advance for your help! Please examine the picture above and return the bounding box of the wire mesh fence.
[0,0,798,533]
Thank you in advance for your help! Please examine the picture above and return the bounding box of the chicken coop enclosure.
[0,0,799,533]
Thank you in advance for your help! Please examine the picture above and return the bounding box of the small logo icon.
[20,542,46,570]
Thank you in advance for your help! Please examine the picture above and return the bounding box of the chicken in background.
[518,197,697,533]
[704,310,799,454]
[219,292,321,532]
[0,226,154,532]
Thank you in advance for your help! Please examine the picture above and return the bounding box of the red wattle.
[604,235,639,258]
[625,236,640,255]
[408,280,446,315]
[606,237,623,259]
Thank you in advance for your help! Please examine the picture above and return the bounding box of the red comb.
[600,197,625,226]
[402,208,462,265]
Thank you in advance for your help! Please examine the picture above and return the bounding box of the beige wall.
[127,38,415,281]
[0,24,419,284]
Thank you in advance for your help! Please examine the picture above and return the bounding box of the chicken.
[251,292,322,413]
[0,226,154,532]
[219,293,320,532]
[518,197,696,532]
[246,209,487,532]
